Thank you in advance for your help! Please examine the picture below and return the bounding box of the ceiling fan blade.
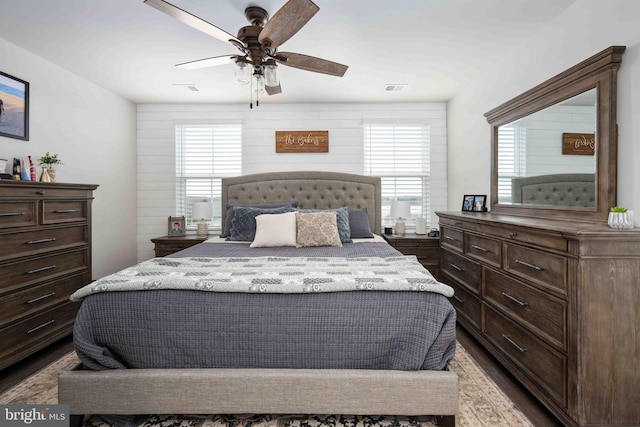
[144,0,241,45]
[277,52,348,77]
[265,83,282,96]
[176,55,235,70]
[258,0,319,48]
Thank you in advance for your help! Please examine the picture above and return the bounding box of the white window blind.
[497,124,527,202]
[363,123,430,226]
[175,124,241,228]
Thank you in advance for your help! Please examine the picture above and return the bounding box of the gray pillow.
[221,202,297,237]
[227,205,295,241]
[349,208,374,238]
[297,206,352,243]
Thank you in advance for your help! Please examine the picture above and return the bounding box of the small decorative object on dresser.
[608,206,633,229]
[38,152,63,183]
[462,194,486,212]
[390,200,411,235]
[191,200,213,237]
[151,235,208,257]
[0,180,97,370]
[167,216,186,237]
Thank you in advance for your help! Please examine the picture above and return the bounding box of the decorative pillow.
[221,202,297,238]
[250,212,297,248]
[227,205,294,241]
[349,208,374,238]
[297,206,352,243]
[295,211,342,248]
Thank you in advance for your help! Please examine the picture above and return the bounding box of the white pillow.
[250,211,297,248]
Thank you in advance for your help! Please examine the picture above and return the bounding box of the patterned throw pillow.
[297,206,352,243]
[227,205,294,241]
[295,211,343,248]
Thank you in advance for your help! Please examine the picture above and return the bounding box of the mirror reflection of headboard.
[511,173,595,207]
[485,46,625,222]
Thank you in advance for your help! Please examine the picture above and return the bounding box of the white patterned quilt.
[71,255,453,300]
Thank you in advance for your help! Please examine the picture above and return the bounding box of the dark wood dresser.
[151,235,208,257]
[436,211,640,426]
[0,180,97,370]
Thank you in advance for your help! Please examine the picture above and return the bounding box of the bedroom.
[1,1,639,426]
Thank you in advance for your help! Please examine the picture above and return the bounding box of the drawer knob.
[508,232,518,238]
[515,259,544,271]
[471,244,489,253]
[36,191,45,195]
[502,334,528,353]
[502,292,529,307]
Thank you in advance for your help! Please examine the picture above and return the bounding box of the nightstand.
[382,233,441,279]
[151,235,208,257]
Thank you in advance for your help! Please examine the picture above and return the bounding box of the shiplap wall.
[137,103,447,262]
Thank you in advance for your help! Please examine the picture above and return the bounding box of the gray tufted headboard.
[221,171,382,235]
[511,173,596,207]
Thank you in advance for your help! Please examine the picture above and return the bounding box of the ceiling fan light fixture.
[234,60,251,85]
[264,64,279,87]
[254,74,266,94]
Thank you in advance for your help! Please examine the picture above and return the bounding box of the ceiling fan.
[144,0,348,106]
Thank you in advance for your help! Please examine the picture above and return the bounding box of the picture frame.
[0,70,30,141]
[462,195,487,212]
[168,216,186,237]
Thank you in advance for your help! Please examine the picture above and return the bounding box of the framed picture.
[462,195,487,212]
[168,216,186,236]
[0,71,30,141]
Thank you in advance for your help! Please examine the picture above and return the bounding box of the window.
[175,123,242,228]
[363,122,430,226]
[497,124,527,202]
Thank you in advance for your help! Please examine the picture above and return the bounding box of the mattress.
[73,239,456,372]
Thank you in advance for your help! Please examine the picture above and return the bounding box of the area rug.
[0,344,533,427]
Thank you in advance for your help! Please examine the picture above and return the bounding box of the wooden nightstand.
[151,235,208,257]
[382,233,441,279]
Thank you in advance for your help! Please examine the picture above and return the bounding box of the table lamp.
[390,201,411,235]
[192,200,213,237]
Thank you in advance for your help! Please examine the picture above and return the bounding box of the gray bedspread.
[73,241,456,372]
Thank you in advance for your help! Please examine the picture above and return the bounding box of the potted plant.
[38,152,63,182]
[608,206,633,229]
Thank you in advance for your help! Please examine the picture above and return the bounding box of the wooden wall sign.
[562,132,595,155]
[275,130,329,153]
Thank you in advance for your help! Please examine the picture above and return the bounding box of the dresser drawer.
[441,227,463,252]
[0,225,89,262]
[448,280,481,329]
[42,200,88,224]
[0,301,79,362]
[483,268,566,350]
[0,201,38,229]
[0,249,89,293]
[504,243,567,295]
[482,224,568,252]
[0,273,88,326]
[441,250,481,292]
[465,233,502,267]
[483,305,567,406]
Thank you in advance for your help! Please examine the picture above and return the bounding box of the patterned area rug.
[0,344,532,427]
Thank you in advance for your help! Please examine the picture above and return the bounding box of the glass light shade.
[254,74,265,94]
[234,61,250,85]
[264,64,279,87]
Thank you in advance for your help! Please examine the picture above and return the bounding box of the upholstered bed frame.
[511,173,595,207]
[59,171,458,427]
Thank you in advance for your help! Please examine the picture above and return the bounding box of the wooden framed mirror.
[484,46,625,222]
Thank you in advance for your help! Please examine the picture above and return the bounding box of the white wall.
[448,0,640,224]
[137,103,447,261]
[0,37,138,278]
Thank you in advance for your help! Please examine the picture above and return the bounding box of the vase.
[607,211,633,229]
[47,169,56,182]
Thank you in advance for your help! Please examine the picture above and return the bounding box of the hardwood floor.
[1,329,562,426]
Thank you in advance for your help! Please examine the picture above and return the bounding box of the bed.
[58,171,459,427]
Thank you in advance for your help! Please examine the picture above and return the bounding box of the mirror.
[485,46,625,222]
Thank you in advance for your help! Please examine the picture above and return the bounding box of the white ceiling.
[0,0,578,105]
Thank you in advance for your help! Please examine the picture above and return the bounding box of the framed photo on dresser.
[168,216,186,236]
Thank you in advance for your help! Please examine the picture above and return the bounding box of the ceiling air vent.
[384,84,407,92]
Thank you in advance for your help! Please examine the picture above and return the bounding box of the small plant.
[610,206,628,213]
[38,152,64,169]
